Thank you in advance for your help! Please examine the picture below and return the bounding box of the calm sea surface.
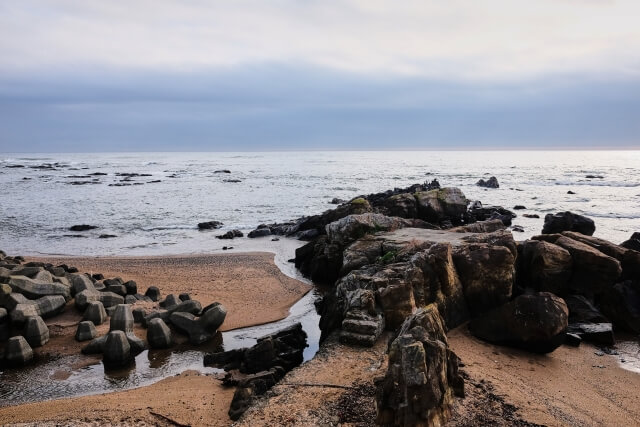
[1,151,639,256]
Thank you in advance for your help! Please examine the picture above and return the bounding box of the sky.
[1,0,639,151]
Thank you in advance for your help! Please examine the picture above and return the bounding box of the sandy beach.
[0,251,311,426]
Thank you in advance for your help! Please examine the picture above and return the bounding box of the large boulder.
[8,275,70,300]
[519,240,573,295]
[476,176,499,188]
[144,286,161,302]
[542,212,595,236]
[415,188,468,224]
[294,236,343,285]
[551,236,621,296]
[452,242,515,316]
[0,307,8,341]
[68,273,96,296]
[376,305,464,426]
[380,193,418,218]
[23,315,49,347]
[599,280,640,334]
[3,336,34,366]
[470,292,569,353]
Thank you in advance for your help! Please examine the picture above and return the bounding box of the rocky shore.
[1,179,639,425]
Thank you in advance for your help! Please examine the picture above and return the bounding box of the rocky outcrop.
[217,229,244,239]
[204,323,308,421]
[599,280,640,334]
[376,305,464,426]
[470,293,569,353]
[621,232,640,252]
[415,188,468,225]
[542,212,596,236]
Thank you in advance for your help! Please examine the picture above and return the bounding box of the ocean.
[1,150,639,256]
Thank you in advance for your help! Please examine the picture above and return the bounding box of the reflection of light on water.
[0,290,322,407]
[614,340,640,374]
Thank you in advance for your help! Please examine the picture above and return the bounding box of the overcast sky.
[1,0,639,151]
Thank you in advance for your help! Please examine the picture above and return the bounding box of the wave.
[554,180,640,188]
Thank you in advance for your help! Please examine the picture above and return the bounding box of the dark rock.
[621,232,640,252]
[476,176,499,188]
[159,294,179,309]
[217,229,244,239]
[214,169,231,173]
[599,280,640,334]
[110,304,134,333]
[132,307,146,324]
[567,190,576,194]
[513,205,526,210]
[565,333,582,347]
[123,280,137,295]
[542,211,596,236]
[170,303,226,345]
[98,234,117,239]
[106,284,127,296]
[565,295,608,324]
[248,226,272,238]
[69,225,98,231]
[519,240,572,295]
[23,315,49,347]
[103,331,133,368]
[330,197,345,204]
[147,318,172,349]
[103,277,123,287]
[83,301,107,325]
[179,293,191,301]
[75,290,124,310]
[3,336,33,366]
[91,273,104,281]
[512,225,524,232]
[567,323,615,346]
[145,286,161,302]
[75,321,97,341]
[523,214,540,218]
[470,292,569,353]
[415,188,468,224]
[376,305,463,426]
[197,221,223,230]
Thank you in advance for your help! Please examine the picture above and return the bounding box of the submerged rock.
[69,225,98,232]
[103,330,132,368]
[198,221,223,230]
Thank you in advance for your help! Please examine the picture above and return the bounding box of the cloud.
[1,0,639,80]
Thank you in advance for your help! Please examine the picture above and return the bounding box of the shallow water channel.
[0,289,321,406]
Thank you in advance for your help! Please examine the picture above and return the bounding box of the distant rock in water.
[513,205,526,210]
[214,169,231,174]
[523,214,540,218]
[248,225,272,238]
[69,225,98,232]
[476,176,499,188]
[217,230,243,239]
[98,234,117,239]
[223,179,242,183]
[542,211,595,236]
[330,198,345,205]
[198,221,223,230]
[567,190,576,194]
[585,175,604,179]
